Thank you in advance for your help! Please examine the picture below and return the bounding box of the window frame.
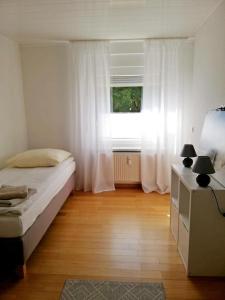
[110,40,144,150]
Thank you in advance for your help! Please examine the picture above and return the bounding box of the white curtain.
[70,41,115,193]
[141,39,191,193]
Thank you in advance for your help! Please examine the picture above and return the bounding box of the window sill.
[113,147,141,152]
[112,138,141,152]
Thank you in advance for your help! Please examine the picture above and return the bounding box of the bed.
[0,156,76,278]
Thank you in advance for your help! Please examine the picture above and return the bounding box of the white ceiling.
[0,0,223,42]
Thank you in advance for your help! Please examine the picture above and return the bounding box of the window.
[112,86,142,112]
[110,40,144,149]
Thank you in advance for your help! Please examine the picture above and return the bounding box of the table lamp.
[192,156,215,187]
[180,144,197,167]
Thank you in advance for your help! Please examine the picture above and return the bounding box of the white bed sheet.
[0,158,75,238]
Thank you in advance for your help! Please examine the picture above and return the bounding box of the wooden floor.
[1,189,225,299]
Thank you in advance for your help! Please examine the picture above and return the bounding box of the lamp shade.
[192,156,215,174]
[180,144,197,157]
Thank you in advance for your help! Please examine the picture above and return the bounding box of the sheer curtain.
[70,41,115,193]
[141,39,191,193]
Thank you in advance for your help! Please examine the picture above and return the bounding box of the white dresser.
[170,164,225,276]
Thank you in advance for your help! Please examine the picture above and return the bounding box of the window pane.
[112,86,142,112]
[111,113,141,139]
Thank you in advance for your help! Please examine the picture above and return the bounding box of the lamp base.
[196,174,210,187]
[183,157,193,168]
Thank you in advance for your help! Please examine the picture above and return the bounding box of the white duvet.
[0,157,75,216]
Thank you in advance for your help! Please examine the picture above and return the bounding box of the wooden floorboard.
[0,189,225,299]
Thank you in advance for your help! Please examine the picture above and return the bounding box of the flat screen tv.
[200,110,225,187]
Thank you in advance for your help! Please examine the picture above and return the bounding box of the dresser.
[170,164,225,276]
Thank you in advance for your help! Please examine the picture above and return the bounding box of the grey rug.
[60,279,166,300]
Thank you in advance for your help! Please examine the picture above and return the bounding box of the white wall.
[0,34,27,168]
[191,0,225,146]
[20,44,71,150]
[179,41,194,145]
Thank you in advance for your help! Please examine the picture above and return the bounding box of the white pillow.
[7,149,72,168]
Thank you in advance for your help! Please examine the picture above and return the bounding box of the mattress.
[0,157,75,238]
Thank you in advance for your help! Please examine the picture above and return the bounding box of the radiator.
[113,152,141,184]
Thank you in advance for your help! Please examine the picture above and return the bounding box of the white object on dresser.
[170,164,225,276]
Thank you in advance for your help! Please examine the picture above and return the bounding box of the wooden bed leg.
[15,264,27,279]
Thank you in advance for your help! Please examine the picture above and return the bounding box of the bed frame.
[0,172,75,278]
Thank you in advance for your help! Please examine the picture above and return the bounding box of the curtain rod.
[20,36,194,45]
[70,36,193,42]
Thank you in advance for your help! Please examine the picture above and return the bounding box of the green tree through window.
[112,86,142,112]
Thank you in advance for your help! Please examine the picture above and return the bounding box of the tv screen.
[200,110,225,187]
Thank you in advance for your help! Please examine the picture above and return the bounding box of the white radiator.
[113,152,141,184]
